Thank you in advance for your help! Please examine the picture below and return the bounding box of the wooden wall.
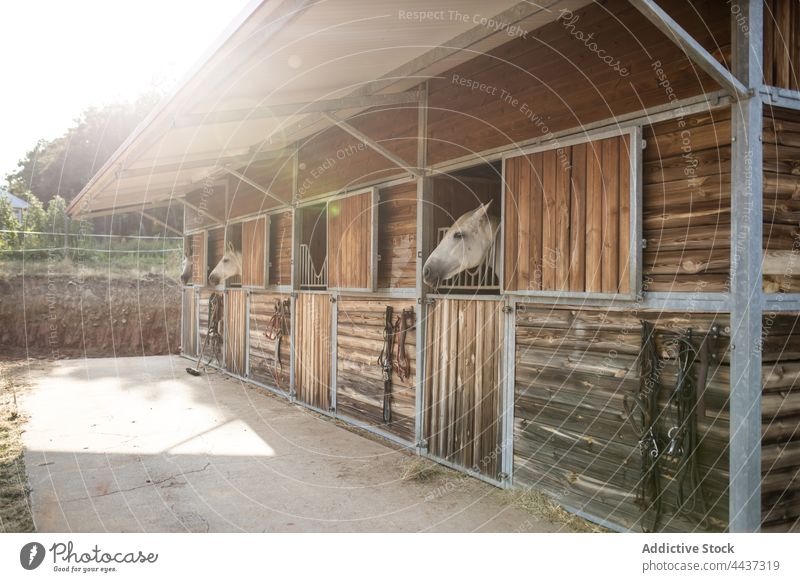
[242,216,267,287]
[643,107,731,292]
[761,312,800,532]
[426,0,729,166]
[513,306,730,532]
[423,299,503,478]
[269,210,293,286]
[224,289,247,375]
[328,192,373,289]
[763,106,800,293]
[297,105,417,199]
[378,181,417,288]
[227,156,294,219]
[181,288,197,357]
[191,232,205,286]
[295,293,331,409]
[207,227,225,284]
[764,0,800,91]
[249,292,291,391]
[336,298,417,441]
[184,184,226,230]
[504,134,631,293]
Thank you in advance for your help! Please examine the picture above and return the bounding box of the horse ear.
[477,200,492,215]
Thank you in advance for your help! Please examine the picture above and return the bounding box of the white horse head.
[423,201,499,287]
[208,242,242,286]
[180,253,193,285]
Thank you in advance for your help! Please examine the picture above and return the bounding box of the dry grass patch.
[501,488,608,533]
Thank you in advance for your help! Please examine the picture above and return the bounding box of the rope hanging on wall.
[264,299,290,389]
[378,306,415,424]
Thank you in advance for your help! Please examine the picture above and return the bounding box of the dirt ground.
[0,272,180,357]
[0,358,35,532]
[14,355,600,533]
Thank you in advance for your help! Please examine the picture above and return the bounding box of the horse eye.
[223,258,229,263]
[453,231,464,240]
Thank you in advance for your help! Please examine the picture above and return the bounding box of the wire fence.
[0,229,183,266]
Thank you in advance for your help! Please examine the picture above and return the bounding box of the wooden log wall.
[191,232,205,286]
[761,312,800,532]
[643,107,731,292]
[181,288,197,357]
[513,306,730,532]
[764,0,800,91]
[423,299,503,478]
[425,0,730,166]
[224,289,247,375]
[269,210,293,286]
[504,134,630,294]
[242,216,267,287]
[328,192,373,289]
[763,106,800,293]
[249,292,291,391]
[336,298,417,441]
[377,181,416,288]
[295,293,331,409]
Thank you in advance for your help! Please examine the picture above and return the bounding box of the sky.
[0,0,251,177]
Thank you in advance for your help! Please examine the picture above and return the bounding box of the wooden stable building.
[70,0,800,532]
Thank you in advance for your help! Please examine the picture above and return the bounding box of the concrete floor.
[19,356,557,532]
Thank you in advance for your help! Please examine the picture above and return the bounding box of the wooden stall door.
[328,189,376,290]
[423,299,504,478]
[295,293,332,409]
[190,232,206,286]
[181,288,198,357]
[242,216,268,287]
[504,133,632,295]
[224,289,247,375]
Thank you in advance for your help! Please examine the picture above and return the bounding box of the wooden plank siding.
[181,288,197,357]
[269,210,293,286]
[763,106,800,293]
[249,292,291,391]
[513,307,731,532]
[378,181,417,288]
[241,216,267,287]
[295,293,332,409]
[764,0,800,90]
[504,135,630,294]
[426,0,730,166]
[328,191,373,289]
[224,289,247,376]
[423,299,503,478]
[761,312,800,532]
[226,156,294,220]
[642,107,732,292]
[336,298,417,441]
[191,232,205,286]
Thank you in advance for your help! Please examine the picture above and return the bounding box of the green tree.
[5,92,161,236]
[0,195,20,249]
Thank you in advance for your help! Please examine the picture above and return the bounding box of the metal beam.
[729,0,763,533]
[177,198,224,225]
[174,90,422,128]
[74,198,177,219]
[222,167,291,208]
[629,0,749,99]
[140,210,182,236]
[322,112,422,178]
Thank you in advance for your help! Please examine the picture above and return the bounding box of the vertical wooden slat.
[777,0,791,88]
[517,157,531,289]
[504,158,519,291]
[472,301,485,466]
[601,138,620,293]
[765,0,775,86]
[555,148,572,290]
[585,140,603,292]
[541,149,557,290]
[530,153,544,291]
[618,134,631,294]
[569,143,587,291]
